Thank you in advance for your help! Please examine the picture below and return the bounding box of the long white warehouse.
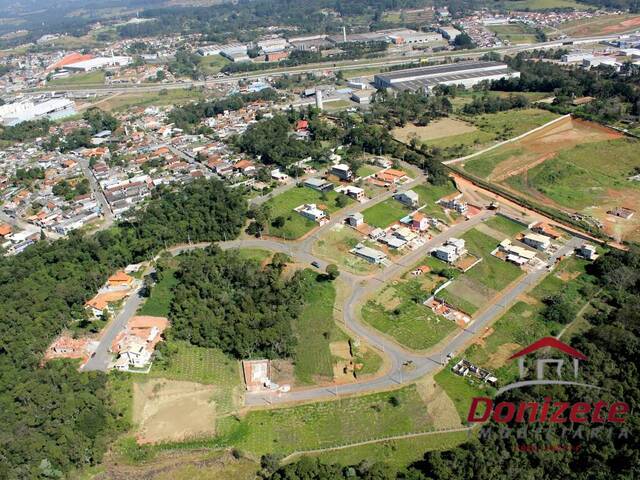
[0,99,77,126]
[373,61,520,93]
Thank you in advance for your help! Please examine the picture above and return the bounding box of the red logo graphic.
[466,337,629,424]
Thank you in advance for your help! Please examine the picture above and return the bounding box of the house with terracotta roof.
[107,270,134,288]
[412,211,429,231]
[85,290,131,318]
[0,223,12,237]
[111,315,169,371]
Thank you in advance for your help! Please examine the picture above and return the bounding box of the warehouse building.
[65,56,132,72]
[0,99,77,126]
[373,61,519,93]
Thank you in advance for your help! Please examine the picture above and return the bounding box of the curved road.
[83,165,581,406]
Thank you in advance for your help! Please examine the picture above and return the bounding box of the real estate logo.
[467,337,630,425]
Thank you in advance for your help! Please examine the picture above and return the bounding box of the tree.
[325,264,339,280]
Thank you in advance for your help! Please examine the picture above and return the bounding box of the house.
[577,243,598,261]
[340,185,365,201]
[432,238,466,263]
[331,163,353,181]
[234,159,256,175]
[369,228,385,240]
[295,119,309,131]
[382,235,407,249]
[350,243,387,264]
[107,271,134,289]
[375,169,409,185]
[271,169,289,182]
[499,239,537,265]
[411,265,431,276]
[346,212,364,227]
[393,226,416,242]
[438,192,467,214]
[296,203,327,224]
[411,212,429,231]
[531,221,561,239]
[304,178,334,192]
[85,290,131,318]
[523,233,551,251]
[111,315,169,371]
[0,223,12,237]
[242,359,273,392]
[394,190,419,208]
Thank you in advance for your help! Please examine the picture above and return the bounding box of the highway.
[20,33,624,98]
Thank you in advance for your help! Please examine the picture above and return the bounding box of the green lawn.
[356,164,380,178]
[362,277,457,350]
[235,248,273,264]
[199,54,231,75]
[265,186,352,239]
[434,366,491,423]
[461,228,522,291]
[483,215,526,238]
[294,270,341,384]
[149,341,242,414]
[48,70,105,86]
[312,225,379,274]
[429,109,559,159]
[215,385,434,455]
[312,429,470,469]
[138,266,178,317]
[363,198,411,228]
[487,23,538,44]
[412,181,458,222]
[505,138,640,211]
[465,256,592,382]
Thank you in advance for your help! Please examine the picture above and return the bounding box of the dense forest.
[262,247,640,479]
[169,248,305,358]
[0,179,246,478]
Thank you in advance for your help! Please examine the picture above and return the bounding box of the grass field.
[428,109,560,158]
[264,186,352,239]
[149,341,242,414]
[216,385,434,455]
[487,23,538,44]
[559,13,640,36]
[294,270,341,384]
[363,198,411,229]
[392,118,477,144]
[463,117,640,241]
[498,0,588,9]
[437,228,522,315]
[434,366,491,422]
[138,265,178,317]
[90,89,206,112]
[313,224,379,274]
[311,429,470,469]
[464,256,591,382]
[483,215,526,237]
[362,274,457,350]
[411,181,458,222]
[236,248,273,264]
[49,70,105,86]
[199,54,231,75]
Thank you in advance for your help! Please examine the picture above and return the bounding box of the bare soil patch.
[392,118,477,144]
[486,343,520,370]
[133,380,217,444]
[416,374,462,429]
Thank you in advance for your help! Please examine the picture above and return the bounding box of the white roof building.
[0,99,77,126]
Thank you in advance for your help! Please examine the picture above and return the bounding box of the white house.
[433,237,466,263]
[351,243,388,264]
[523,233,551,251]
[296,204,327,224]
[577,243,598,260]
[346,212,364,227]
[331,163,353,181]
[394,190,419,208]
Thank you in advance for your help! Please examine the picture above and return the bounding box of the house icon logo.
[496,337,601,396]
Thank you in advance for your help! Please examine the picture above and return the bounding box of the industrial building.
[65,56,132,72]
[385,29,442,45]
[0,99,77,126]
[373,61,519,93]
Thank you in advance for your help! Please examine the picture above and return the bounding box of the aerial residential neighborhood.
[1,0,639,478]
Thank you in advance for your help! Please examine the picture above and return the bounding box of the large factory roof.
[390,67,515,92]
[375,61,506,84]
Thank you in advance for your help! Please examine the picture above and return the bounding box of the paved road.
[23,34,623,97]
[82,283,148,371]
[74,154,114,231]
